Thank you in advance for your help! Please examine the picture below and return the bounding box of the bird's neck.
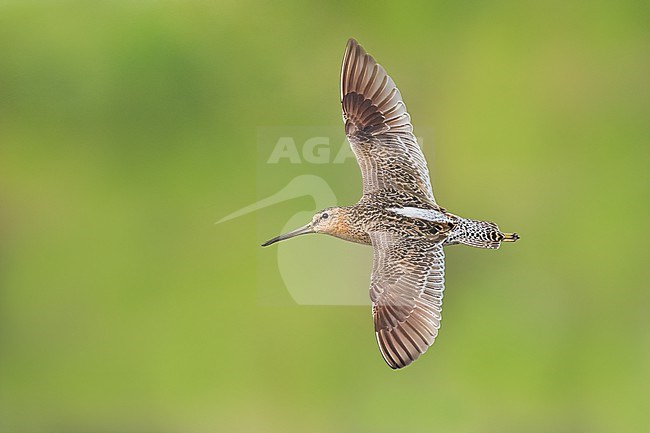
[329,207,371,245]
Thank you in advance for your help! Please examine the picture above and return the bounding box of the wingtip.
[345,38,366,55]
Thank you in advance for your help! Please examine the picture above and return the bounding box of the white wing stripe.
[388,207,454,223]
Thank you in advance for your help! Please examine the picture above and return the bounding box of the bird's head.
[261,207,342,246]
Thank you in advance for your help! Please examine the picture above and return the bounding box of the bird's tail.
[447,218,518,249]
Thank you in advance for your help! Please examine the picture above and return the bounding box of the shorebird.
[262,39,519,369]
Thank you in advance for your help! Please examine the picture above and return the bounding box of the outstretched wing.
[369,232,445,369]
[341,38,437,205]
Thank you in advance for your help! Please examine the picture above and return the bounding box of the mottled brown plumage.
[263,39,519,369]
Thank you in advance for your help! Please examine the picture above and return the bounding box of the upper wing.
[369,232,445,369]
[341,38,437,205]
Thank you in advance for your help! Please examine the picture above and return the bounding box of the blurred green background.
[1,1,648,432]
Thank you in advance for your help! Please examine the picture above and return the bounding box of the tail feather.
[446,218,518,249]
[502,232,520,242]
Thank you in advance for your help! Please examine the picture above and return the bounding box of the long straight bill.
[261,224,313,246]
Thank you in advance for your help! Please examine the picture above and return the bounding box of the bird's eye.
[321,213,329,220]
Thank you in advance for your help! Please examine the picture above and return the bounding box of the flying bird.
[262,39,519,369]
